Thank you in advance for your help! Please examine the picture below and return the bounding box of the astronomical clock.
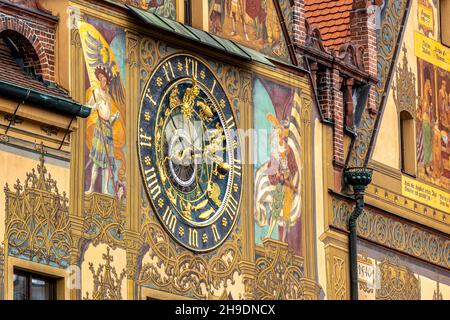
[138,54,243,252]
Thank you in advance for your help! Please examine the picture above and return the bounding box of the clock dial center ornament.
[138,54,242,251]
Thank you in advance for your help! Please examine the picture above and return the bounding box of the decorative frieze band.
[332,198,450,270]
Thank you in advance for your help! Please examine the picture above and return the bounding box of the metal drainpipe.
[343,167,373,300]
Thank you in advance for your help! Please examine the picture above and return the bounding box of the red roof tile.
[0,38,73,101]
[304,0,353,51]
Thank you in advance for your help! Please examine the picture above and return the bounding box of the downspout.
[343,167,373,300]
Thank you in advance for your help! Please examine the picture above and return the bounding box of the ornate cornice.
[332,197,450,270]
[365,183,450,232]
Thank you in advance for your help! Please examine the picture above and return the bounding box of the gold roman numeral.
[225,194,238,220]
[139,128,152,148]
[162,207,177,233]
[226,116,235,129]
[162,62,175,82]
[144,167,161,199]
[189,228,198,248]
[145,90,156,106]
[211,224,221,242]
[185,57,198,79]
[233,158,242,177]
[211,79,217,94]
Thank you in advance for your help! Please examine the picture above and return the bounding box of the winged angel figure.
[79,22,126,199]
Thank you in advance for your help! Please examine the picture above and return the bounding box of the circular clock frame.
[138,53,243,252]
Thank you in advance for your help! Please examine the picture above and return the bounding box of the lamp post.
[343,167,373,300]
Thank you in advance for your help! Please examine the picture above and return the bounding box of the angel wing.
[109,63,125,105]
[84,31,125,105]
[85,31,104,69]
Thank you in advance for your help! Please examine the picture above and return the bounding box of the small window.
[13,269,56,300]
[441,0,450,46]
[184,0,192,26]
[400,111,416,176]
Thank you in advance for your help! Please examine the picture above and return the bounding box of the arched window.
[400,111,416,176]
[0,30,43,82]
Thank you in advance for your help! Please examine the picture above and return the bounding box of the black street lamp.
[343,167,373,300]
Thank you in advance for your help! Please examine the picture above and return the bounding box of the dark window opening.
[184,0,192,26]
[400,111,416,176]
[0,30,43,82]
[13,269,56,300]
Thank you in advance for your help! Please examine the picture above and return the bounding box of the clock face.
[138,54,242,252]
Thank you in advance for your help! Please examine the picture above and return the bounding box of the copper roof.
[304,0,353,50]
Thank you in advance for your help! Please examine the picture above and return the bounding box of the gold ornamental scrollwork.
[332,198,450,270]
[392,44,417,116]
[139,37,170,92]
[255,239,319,300]
[375,257,421,300]
[138,201,242,300]
[84,246,126,300]
[83,193,126,249]
[332,256,347,300]
[4,147,71,268]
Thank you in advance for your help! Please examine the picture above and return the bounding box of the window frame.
[13,268,57,301]
[399,111,416,177]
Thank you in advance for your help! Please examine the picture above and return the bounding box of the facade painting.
[79,20,127,203]
[416,57,450,189]
[253,77,302,256]
[208,0,290,62]
[414,0,450,190]
[118,0,176,19]
[417,0,436,38]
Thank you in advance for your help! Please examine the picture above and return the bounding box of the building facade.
[0,0,448,300]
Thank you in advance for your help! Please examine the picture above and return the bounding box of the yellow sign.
[414,31,450,71]
[417,4,434,35]
[402,176,450,213]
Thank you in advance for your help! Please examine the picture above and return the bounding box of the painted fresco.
[416,58,450,189]
[208,0,290,62]
[414,1,450,190]
[118,0,176,19]
[79,20,127,203]
[253,77,302,256]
